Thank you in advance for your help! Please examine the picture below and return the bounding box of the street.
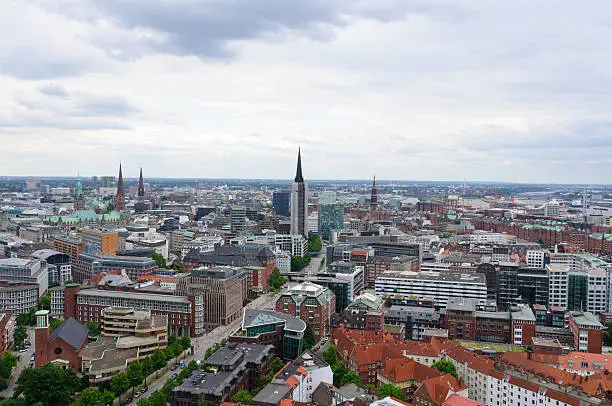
[304,253,326,276]
[138,289,283,401]
[0,327,34,400]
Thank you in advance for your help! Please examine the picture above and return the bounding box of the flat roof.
[377,270,485,283]
[77,288,190,303]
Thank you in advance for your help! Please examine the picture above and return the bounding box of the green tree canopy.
[0,357,13,380]
[49,317,63,332]
[14,364,81,406]
[151,253,167,268]
[308,234,322,253]
[75,387,111,406]
[110,372,131,397]
[268,269,287,292]
[291,254,311,272]
[377,383,406,401]
[431,359,458,379]
[233,390,253,405]
[269,356,285,375]
[342,371,363,386]
[303,325,316,350]
[604,323,612,347]
[38,294,51,310]
[13,325,27,349]
[85,321,102,336]
[179,334,191,351]
[127,361,144,389]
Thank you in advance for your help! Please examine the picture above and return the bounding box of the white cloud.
[1,0,612,183]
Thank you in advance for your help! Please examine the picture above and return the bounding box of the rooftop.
[377,270,486,283]
[77,288,190,304]
[242,309,306,333]
[570,311,603,329]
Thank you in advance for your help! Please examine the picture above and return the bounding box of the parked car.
[171,373,178,379]
[19,348,26,353]
[171,365,178,371]
[141,386,148,393]
[133,392,140,399]
[180,364,185,369]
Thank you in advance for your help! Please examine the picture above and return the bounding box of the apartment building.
[568,311,603,353]
[375,270,487,309]
[0,281,39,313]
[276,281,336,341]
[275,234,309,257]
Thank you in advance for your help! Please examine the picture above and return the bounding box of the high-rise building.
[230,205,247,236]
[370,174,378,219]
[272,190,291,217]
[318,203,345,237]
[290,148,308,236]
[115,164,125,212]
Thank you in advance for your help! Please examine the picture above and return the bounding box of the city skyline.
[1,1,612,183]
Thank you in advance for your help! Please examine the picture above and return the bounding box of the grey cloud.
[73,94,137,117]
[38,83,69,97]
[45,0,471,60]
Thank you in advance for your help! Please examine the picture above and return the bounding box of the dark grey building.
[384,305,441,341]
[290,148,308,236]
[272,191,291,217]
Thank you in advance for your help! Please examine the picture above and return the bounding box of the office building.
[497,264,549,311]
[31,249,72,285]
[59,284,202,337]
[73,252,157,283]
[272,190,291,217]
[181,267,248,328]
[0,281,39,313]
[340,292,384,331]
[290,148,308,236]
[81,227,119,255]
[53,235,85,262]
[318,203,344,237]
[384,305,441,341]
[276,281,335,340]
[375,270,487,309]
[229,309,306,361]
[275,234,309,257]
[568,311,603,353]
[0,257,49,296]
[230,205,247,237]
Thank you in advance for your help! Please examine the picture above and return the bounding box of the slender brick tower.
[137,167,145,200]
[115,164,125,211]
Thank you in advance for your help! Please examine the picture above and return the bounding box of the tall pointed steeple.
[115,163,125,211]
[138,167,145,199]
[370,173,378,220]
[294,147,304,183]
[291,147,308,235]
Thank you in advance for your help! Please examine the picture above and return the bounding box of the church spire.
[115,163,125,211]
[138,167,145,199]
[294,147,304,183]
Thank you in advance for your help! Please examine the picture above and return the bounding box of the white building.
[275,250,291,274]
[544,200,560,217]
[375,270,487,308]
[275,234,309,257]
[278,352,333,403]
[526,250,546,269]
[125,232,168,259]
[181,235,224,260]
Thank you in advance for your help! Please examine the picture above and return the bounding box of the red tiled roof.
[416,374,467,404]
[442,394,486,406]
[499,352,604,397]
[379,357,441,384]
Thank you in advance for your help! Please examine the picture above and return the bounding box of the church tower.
[137,167,145,200]
[290,148,308,236]
[115,164,125,212]
[370,174,378,219]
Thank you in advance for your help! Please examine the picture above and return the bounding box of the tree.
[303,325,316,350]
[233,390,253,405]
[14,364,81,406]
[342,370,363,386]
[431,359,458,379]
[269,356,285,375]
[13,325,27,349]
[49,317,63,332]
[536,238,544,245]
[179,334,191,351]
[322,344,338,366]
[151,253,167,268]
[141,356,154,378]
[38,294,51,310]
[151,348,167,370]
[308,234,322,253]
[137,398,151,406]
[291,254,312,271]
[0,357,13,380]
[110,372,131,397]
[127,362,144,391]
[2,350,17,367]
[268,269,287,292]
[85,321,102,336]
[75,388,108,406]
[102,390,116,405]
[377,383,406,401]
[1,400,26,406]
[149,390,167,406]
[604,323,612,347]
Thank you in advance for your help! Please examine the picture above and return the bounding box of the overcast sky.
[1,0,611,183]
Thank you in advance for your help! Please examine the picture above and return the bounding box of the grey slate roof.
[185,244,275,267]
[242,309,306,333]
[49,317,89,349]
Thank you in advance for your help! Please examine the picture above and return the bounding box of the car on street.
[134,392,140,398]
[171,365,178,371]
[180,364,185,369]
[171,373,178,379]
[19,348,26,353]
[141,386,148,393]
